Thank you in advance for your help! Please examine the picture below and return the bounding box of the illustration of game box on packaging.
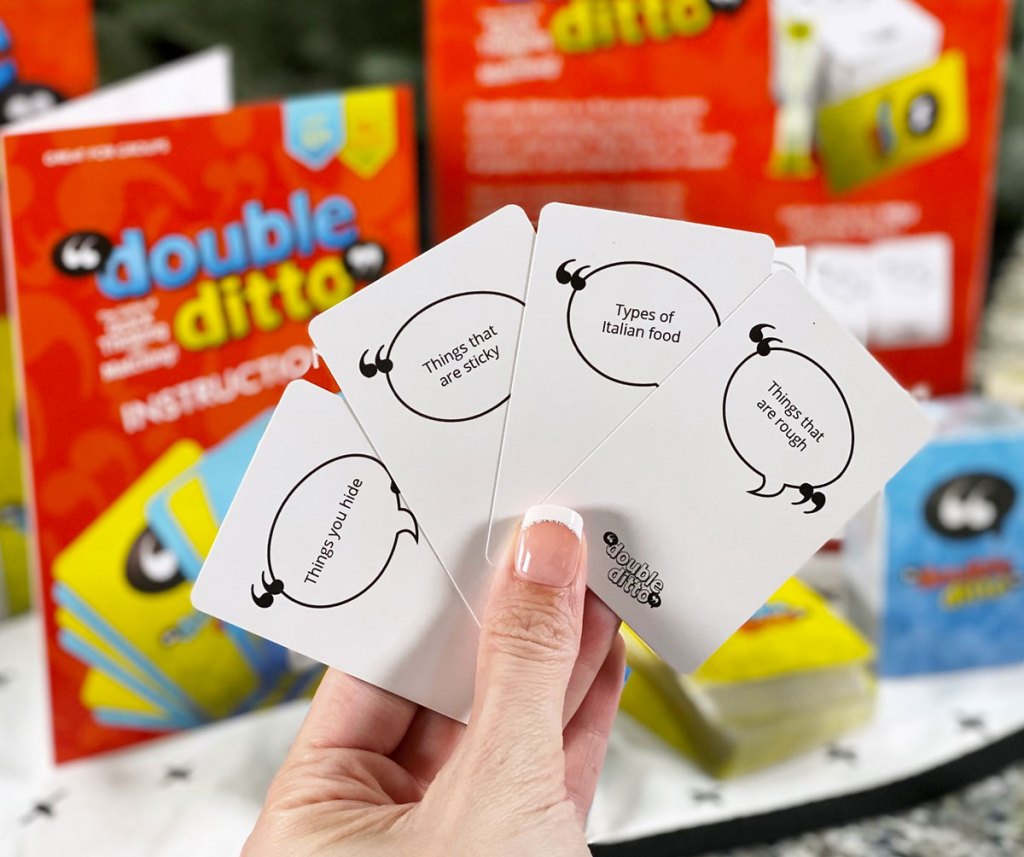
[2,87,419,761]
[427,0,1010,395]
[0,0,96,617]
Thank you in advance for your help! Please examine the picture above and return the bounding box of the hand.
[244,506,624,857]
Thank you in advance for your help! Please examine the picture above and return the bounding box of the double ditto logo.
[924,473,1016,540]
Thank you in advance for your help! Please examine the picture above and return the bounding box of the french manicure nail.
[514,505,583,588]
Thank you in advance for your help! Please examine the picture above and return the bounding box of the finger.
[563,633,627,821]
[289,668,418,759]
[397,597,619,785]
[470,505,588,752]
[393,594,617,786]
[390,707,465,787]
[563,590,621,727]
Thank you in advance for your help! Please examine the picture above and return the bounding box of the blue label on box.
[882,435,1024,675]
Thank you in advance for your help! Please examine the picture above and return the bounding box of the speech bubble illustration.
[0,81,63,125]
[358,290,525,423]
[723,324,855,514]
[557,259,721,388]
[925,473,1016,539]
[126,527,185,594]
[344,240,387,282]
[52,231,115,277]
[250,454,419,609]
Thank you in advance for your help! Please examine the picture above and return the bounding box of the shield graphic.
[283,94,346,171]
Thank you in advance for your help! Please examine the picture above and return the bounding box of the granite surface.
[711,762,1024,857]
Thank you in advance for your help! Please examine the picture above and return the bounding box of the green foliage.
[95,0,422,100]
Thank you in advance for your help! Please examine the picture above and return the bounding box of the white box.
[771,0,944,105]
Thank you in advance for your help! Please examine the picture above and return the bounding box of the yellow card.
[81,668,168,718]
[0,316,29,614]
[693,577,873,685]
[58,606,155,688]
[58,606,207,722]
[53,441,261,719]
[164,475,221,568]
[817,51,968,193]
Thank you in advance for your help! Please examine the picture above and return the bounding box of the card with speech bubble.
[309,205,535,618]
[869,233,953,349]
[488,203,775,569]
[542,271,932,674]
[192,380,480,723]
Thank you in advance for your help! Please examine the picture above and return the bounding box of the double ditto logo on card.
[604,531,663,609]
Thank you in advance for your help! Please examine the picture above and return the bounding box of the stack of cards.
[194,204,933,721]
[620,577,876,778]
[54,415,325,734]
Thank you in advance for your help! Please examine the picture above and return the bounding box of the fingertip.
[514,510,584,589]
[471,509,589,742]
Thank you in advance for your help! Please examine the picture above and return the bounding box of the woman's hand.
[244,506,624,857]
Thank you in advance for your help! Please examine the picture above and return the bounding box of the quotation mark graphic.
[251,570,285,608]
[359,345,394,379]
[0,82,63,126]
[924,474,1015,539]
[556,259,589,291]
[126,527,185,594]
[795,483,827,513]
[750,323,781,356]
[51,231,113,276]
[343,241,387,282]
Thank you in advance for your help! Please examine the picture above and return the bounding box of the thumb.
[470,505,587,748]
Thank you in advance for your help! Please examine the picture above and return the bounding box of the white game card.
[773,246,807,282]
[544,271,932,673]
[488,203,775,564]
[806,244,873,344]
[870,233,952,349]
[191,381,479,723]
[309,206,534,619]
[8,47,233,134]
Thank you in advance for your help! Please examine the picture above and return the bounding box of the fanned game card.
[310,206,535,617]
[488,204,775,563]
[192,381,479,722]
[544,272,932,672]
